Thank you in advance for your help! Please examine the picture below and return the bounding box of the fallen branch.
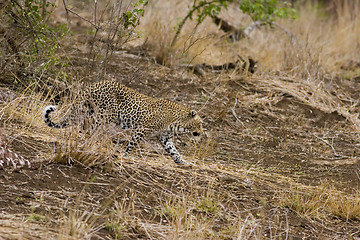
[184,55,257,77]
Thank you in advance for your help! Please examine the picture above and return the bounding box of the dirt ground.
[1,41,360,239]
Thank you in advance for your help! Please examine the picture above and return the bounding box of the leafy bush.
[3,0,66,55]
[0,0,69,85]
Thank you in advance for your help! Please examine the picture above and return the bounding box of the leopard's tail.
[43,105,69,128]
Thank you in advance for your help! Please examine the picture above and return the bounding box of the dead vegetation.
[1,0,360,239]
[280,182,360,222]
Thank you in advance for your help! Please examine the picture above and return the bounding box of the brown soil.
[1,45,360,239]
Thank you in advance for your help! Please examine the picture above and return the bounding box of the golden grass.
[2,1,360,238]
[139,0,360,75]
[280,181,360,221]
[254,0,360,76]
[59,208,104,240]
[154,189,242,240]
[139,0,233,65]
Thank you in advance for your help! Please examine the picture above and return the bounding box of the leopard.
[43,80,203,164]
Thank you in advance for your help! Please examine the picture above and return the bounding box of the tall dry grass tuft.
[323,0,360,73]
[155,193,218,239]
[280,182,360,221]
[59,207,104,240]
[244,0,360,77]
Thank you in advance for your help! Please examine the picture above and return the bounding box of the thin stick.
[231,98,246,128]
[62,0,103,30]
[314,135,339,156]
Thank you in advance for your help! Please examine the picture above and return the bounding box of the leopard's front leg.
[125,129,146,153]
[159,132,187,164]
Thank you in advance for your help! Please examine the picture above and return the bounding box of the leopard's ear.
[190,110,197,117]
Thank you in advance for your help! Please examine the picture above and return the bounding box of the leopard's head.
[183,110,203,137]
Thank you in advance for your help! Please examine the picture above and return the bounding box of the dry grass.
[59,208,104,240]
[247,0,360,77]
[139,0,233,65]
[2,0,360,239]
[280,181,360,221]
[140,0,360,75]
[243,73,360,131]
[154,191,220,239]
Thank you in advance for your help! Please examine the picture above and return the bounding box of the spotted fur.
[43,81,203,164]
